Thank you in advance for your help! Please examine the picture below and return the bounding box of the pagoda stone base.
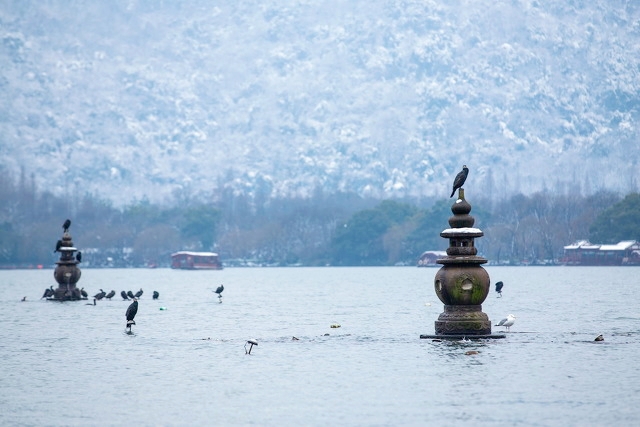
[434,304,492,335]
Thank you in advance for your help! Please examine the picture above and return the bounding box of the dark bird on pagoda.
[126,298,138,331]
[80,287,88,298]
[450,165,469,198]
[94,289,106,300]
[152,291,159,300]
[62,219,71,233]
[76,252,82,262]
[41,286,54,299]
[121,291,129,300]
[135,288,143,298]
[495,281,504,297]
[105,290,116,300]
[127,290,135,299]
[54,240,62,253]
[214,284,224,297]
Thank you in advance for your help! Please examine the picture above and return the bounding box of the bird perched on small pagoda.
[450,165,469,198]
[126,298,138,331]
[54,240,62,253]
[76,251,82,262]
[62,219,71,233]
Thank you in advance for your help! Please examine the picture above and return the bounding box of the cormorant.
[495,281,504,297]
[152,291,159,300]
[126,298,138,331]
[41,286,54,299]
[80,287,88,298]
[105,290,116,300]
[54,240,62,253]
[63,219,71,233]
[21,296,26,301]
[134,288,143,298]
[94,289,106,300]
[121,291,129,300]
[594,334,604,342]
[214,284,224,297]
[495,314,516,332]
[76,252,82,262]
[127,290,135,299]
[450,165,469,198]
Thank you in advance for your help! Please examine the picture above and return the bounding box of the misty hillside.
[1,0,639,206]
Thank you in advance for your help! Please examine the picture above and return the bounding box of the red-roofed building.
[562,240,640,265]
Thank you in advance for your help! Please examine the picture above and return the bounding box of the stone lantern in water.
[51,222,84,301]
[421,188,503,339]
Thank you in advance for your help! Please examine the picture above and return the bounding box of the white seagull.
[495,314,516,332]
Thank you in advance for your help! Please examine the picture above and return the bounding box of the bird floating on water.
[495,281,504,297]
[450,165,469,198]
[153,291,159,300]
[495,314,516,332]
[594,334,604,342]
[126,298,138,332]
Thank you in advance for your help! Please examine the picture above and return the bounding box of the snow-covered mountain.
[1,0,639,206]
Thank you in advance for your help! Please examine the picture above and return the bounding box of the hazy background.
[1,1,639,267]
[2,0,639,205]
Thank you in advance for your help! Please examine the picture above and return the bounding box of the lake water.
[1,266,639,426]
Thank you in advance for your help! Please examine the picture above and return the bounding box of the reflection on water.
[1,266,639,426]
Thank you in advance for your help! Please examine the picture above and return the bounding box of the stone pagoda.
[421,188,503,339]
[49,220,85,301]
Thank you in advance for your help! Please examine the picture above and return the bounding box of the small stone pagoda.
[48,220,85,301]
[421,188,503,339]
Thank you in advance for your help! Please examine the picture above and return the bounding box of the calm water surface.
[1,266,639,426]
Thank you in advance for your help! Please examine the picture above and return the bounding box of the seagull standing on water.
[495,314,516,332]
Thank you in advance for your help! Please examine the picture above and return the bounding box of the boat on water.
[170,251,223,270]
